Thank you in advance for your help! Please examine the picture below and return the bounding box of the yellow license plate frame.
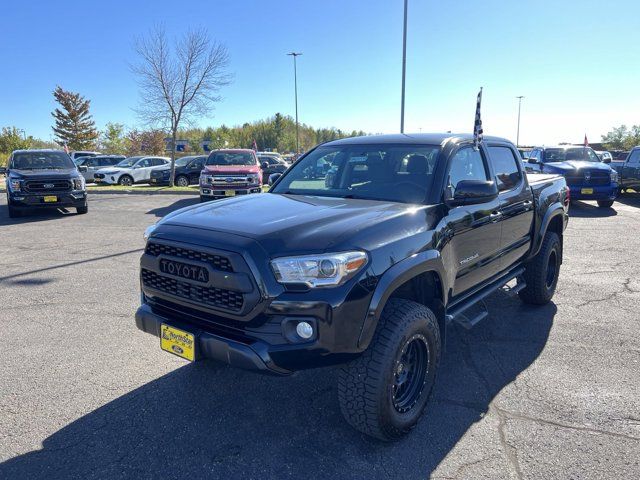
[43,195,58,203]
[225,190,236,197]
[160,324,195,361]
[581,188,593,195]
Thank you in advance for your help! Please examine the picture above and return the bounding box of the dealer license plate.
[43,196,57,203]
[581,188,593,195]
[225,190,236,196]
[160,324,195,361]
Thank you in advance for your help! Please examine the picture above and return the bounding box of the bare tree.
[132,26,231,186]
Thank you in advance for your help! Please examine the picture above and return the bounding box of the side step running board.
[446,267,526,328]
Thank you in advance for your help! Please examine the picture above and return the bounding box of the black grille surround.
[141,240,263,322]
[565,170,610,186]
[142,269,244,311]
[145,242,233,272]
[25,179,72,193]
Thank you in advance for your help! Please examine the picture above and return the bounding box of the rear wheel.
[338,299,441,441]
[118,175,133,187]
[175,175,189,187]
[76,206,88,215]
[519,231,561,305]
[597,199,614,208]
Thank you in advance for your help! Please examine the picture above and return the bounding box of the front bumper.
[135,304,291,375]
[94,175,119,185]
[200,186,262,198]
[8,191,87,208]
[569,183,618,201]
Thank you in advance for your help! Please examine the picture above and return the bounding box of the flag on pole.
[473,87,483,150]
[252,139,258,152]
[63,142,69,154]
[583,134,589,147]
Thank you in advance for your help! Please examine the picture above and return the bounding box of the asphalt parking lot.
[0,193,639,479]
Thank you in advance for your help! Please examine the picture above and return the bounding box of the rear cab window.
[487,146,523,191]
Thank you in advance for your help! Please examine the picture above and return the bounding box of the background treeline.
[1,113,367,165]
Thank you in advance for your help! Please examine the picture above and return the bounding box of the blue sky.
[1,0,638,146]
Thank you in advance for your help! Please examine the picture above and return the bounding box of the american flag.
[473,87,483,149]
[583,134,589,147]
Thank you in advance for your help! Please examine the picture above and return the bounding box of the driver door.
[443,146,503,297]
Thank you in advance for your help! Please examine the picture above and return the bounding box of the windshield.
[116,156,143,168]
[271,144,440,204]
[206,152,256,166]
[544,148,600,162]
[11,151,75,170]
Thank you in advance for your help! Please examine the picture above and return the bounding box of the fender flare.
[357,250,447,350]
[529,203,566,259]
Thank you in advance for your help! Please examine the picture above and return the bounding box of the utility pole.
[287,52,302,154]
[516,96,524,147]
[400,0,408,133]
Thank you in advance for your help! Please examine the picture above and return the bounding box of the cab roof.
[323,133,512,147]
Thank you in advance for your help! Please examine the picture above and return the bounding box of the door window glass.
[628,150,640,164]
[448,147,489,190]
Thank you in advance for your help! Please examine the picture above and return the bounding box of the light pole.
[516,96,524,147]
[287,52,302,154]
[400,0,408,133]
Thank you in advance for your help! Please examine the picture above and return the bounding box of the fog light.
[296,321,313,339]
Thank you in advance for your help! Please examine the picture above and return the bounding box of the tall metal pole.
[516,96,524,147]
[287,52,302,154]
[400,0,408,133]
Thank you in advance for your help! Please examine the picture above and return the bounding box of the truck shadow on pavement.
[568,201,618,218]
[615,191,640,208]
[0,294,555,479]
[146,197,200,218]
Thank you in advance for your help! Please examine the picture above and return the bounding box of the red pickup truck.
[199,149,263,202]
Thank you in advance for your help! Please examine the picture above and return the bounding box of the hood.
[96,166,127,174]
[544,160,613,172]
[10,168,79,179]
[202,165,261,174]
[156,193,436,255]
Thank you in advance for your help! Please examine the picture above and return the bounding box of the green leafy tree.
[0,126,30,153]
[126,129,166,156]
[51,86,98,150]
[602,124,640,150]
[100,123,128,154]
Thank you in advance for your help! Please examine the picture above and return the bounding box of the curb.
[87,189,199,196]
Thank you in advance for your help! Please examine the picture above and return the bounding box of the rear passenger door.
[188,157,205,183]
[623,149,640,189]
[445,146,503,297]
[487,144,534,271]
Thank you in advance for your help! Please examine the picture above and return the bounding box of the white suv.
[94,156,170,186]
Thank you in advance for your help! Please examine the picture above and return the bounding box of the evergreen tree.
[51,86,98,150]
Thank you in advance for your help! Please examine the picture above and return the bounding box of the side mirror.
[0,167,7,175]
[603,158,611,164]
[446,180,499,206]
[268,172,282,186]
[78,165,88,172]
[527,158,539,164]
[261,161,270,169]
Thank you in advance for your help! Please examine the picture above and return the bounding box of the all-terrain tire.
[597,199,614,208]
[338,298,441,441]
[518,231,561,305]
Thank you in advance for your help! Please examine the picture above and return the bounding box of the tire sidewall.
[176,176,189,187]
[378,312,440,437]
[119,175,133,186]
[541,234,561,299]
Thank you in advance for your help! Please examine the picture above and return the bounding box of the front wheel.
[338,299,441,441]
[118,175,133,187]
[519,231,561,305]
[76,206,88,215]
[175,175,189,187]
[597,199,614,208]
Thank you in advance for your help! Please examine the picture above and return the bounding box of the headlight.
[143,224,156,241]
[610,171,619,183]
[9,179,21,191]
[73,177,85,190]
[270,251,367,288]
[248,173,261,185]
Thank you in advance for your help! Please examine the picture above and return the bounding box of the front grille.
[25,179,72,193]
[565,170,610,186]
[142,269,244,311]
[145,242,233,272]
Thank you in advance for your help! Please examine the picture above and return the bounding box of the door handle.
[490,211,502,223]
[522,200,533,210]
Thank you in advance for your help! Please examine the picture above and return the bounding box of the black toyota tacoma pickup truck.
[136,133,568,440]
[2,149,88,218]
